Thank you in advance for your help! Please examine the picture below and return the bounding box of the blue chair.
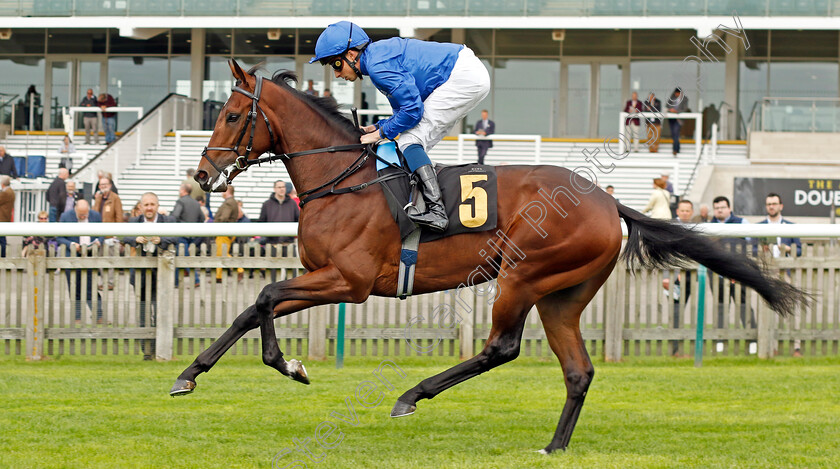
[26,155,46,178]
[13,156,26,177]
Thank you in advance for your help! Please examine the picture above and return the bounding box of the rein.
[200,74,409,207]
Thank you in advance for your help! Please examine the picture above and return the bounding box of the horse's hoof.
[287,359,310,385]
[169,379,196,397]
[390,399,416,418]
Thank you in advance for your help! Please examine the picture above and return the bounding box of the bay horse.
[173,60,807,453]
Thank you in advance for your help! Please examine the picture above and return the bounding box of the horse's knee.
[256,285,280,314]
[483,340,520,368]
[564,368,594,399]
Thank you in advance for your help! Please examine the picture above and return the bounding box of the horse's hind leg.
[391,290,534,417]
[171,305,260,396]
[537,261,614,453]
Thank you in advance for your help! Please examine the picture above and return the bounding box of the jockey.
[310,21,490,232]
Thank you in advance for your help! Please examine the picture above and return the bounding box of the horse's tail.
[616,201,809,317]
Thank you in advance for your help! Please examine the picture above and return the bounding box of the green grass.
[1,354,839,469]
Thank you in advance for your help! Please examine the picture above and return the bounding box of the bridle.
[200,74,408,206]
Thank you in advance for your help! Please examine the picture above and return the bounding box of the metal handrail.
[73,93,198,185]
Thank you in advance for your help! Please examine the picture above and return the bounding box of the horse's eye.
[227,114,240,123]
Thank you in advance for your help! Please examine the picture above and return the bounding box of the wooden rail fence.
[1,241,838,360]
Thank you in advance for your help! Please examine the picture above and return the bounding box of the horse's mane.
[245,65,361,138]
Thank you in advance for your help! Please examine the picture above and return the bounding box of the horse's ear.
[229,60,248,84]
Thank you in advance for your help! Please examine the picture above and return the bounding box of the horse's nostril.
[195,170,208,183]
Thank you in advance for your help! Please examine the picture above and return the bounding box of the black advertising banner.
[734,178,840,217]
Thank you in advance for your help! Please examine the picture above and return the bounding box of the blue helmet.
[309,21,370,64]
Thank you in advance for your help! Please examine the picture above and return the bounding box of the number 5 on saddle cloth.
[374,141,499,244]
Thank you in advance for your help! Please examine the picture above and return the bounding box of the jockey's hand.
[360,125,377,133]
[360,130,382,145]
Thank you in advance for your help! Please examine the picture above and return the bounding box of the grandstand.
[0,1,837,222]
[2,130,747,220]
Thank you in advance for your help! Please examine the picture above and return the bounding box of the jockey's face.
[332,50,360,82]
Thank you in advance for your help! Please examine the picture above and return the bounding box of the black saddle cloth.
[379,163,498,243]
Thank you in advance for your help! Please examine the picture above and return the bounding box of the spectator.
[0,146,17,179]
[237,201,250,223]
[57,135,75,155]
[660,172,674,194]
[642,178,671,220]
[56,200,103,322]
[172,182,205,287]
[57,135,76,174]
[79,88,99,144]
[757,193,803,357]
[474,109,495,165]
[24,85,41,131]
[660,172,677,217]
[675,199,694,224]
[122,192,178,360]
[64,180,78,216]
[711,195,755,351]
[93,176,123,223]
[95,170,118,195]
[93,176,123,289]
[623,92,643,153]
[757,193,801,258]
[285,182,300,207]
[0,175,14,257]
[98,93,118,144]
[46,167,70,222]
[183,168,205,203]
[304,79,318,96]
[214,185,241,282]
[257,180,300,245]
[604,184,619,203]
[322,88,338,107]
[130,201,141,218]
[22,211,55,256]
[667,87,689,157]
[643,92,662,153]
[198,198,211,222]
[172,182,206,225]
[691,203,711,223]
[666,199,695,356]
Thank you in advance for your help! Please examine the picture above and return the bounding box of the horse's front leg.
[170,265,369,396]
[255,264,370,385]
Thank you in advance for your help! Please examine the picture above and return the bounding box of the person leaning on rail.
[309,21,490,232]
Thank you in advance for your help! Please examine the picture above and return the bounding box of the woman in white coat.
[643,177,672,219]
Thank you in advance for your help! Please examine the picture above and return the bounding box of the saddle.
[375,141,498,243]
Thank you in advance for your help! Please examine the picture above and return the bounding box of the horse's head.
[195,60,277,192]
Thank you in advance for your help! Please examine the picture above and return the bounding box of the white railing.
[1,222,838,239]
[618,112,704,161]
[73,95,198,188]
[0,222,298,237]
[456,134,542,164]
[9,180,51,223]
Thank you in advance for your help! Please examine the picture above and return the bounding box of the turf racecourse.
[1,354,839,469]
